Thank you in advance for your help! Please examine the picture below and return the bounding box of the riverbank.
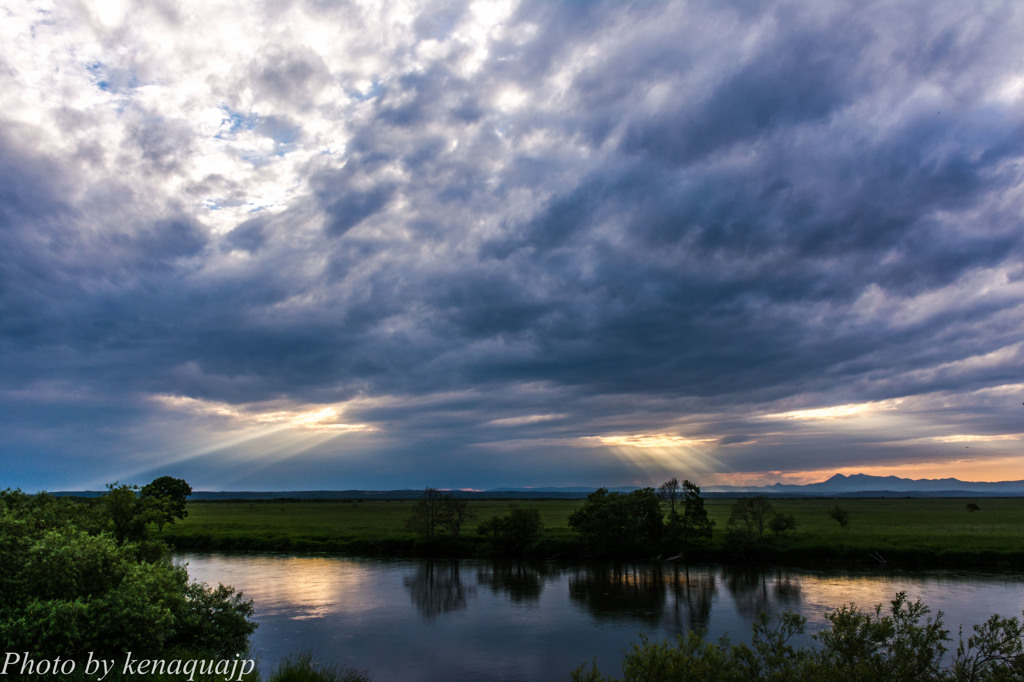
[159,497,1024,568]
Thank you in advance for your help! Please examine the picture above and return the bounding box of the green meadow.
[161,498,581,554]
[161,496,1024,568]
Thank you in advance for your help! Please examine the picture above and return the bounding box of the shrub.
[266,651,370,682]
[828,505,850,529]
[726,496,797,556]
[476,507,543,555]
[570,592,1024,681]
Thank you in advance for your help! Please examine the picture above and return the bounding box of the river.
[176,553,1024,681]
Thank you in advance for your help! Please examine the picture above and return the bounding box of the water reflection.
[176,554,1024,682]
[403,561,475,619]
[723,566,803,621]
[175,554,366,619]
[663,564,717,633]
[569,563,669,624]
[568,563,720,633]
[475,561,550,604]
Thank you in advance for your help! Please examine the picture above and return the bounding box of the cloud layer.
[3,0,1024,490]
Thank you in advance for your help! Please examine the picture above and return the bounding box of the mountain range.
[702,473,1024,497]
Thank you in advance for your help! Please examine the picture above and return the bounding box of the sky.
[2,0,1024,492]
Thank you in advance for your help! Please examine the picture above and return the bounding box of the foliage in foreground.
[571,592,1024,681]
[0,487,256,660]
[264,651,370,682]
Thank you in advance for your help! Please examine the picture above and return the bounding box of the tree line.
[405,487,546,556]
[567,478,799,559]
[404,479,799,559]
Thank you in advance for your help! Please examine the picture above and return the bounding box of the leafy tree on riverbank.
[659,478,715,554]
[569,488,663,557]
[726,496,797,555]
[678,480,714,552]
[406,487,473,542]
[141,475,193,531]
[406,487,445,538]
[0,486,256,660]
[659,478,684,548]
[105,481,150,545]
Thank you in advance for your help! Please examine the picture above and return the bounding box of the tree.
[726,496,774,544]
[679,480,715,551]
[658,478,683,515]
[726,496,796,553]
[769,512,797,540]
[439,494,473,542]
[569,488,663,557]
[406,488,473,542]
[406,487,445,539]
[828,504,850,529]
[477,507,543,555]
[659,478,683,547]
[140,476,193,531]
[104,482,149,546]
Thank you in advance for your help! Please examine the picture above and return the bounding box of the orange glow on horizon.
[709,455,1024,487]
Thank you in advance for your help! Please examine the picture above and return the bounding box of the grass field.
[161,498,582,554]
[160,496,1024,568]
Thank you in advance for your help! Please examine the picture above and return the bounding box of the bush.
[726,496,797,556]
[266,651,370,682]
[570,592,1024,681]
[828,505,850,529]
[477,507,544,555]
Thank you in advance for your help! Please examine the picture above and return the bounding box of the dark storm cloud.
[3,0,1024,489]
[312,168,396,237]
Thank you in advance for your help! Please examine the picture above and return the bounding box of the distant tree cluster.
[565,481,803,560]
[567,479,721,559]
[568,487,666,557]
[406,488,473,542]
[659,478,715,552]
[406,480,807,561]
[725,496,797,553]
[477,507,544,555]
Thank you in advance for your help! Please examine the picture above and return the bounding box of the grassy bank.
[160,497,1024,568]
[161,498,580,555]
